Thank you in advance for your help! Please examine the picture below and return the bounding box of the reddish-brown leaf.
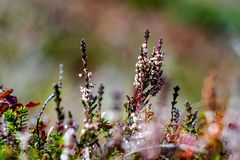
[0,103,9,116]
[0,89,14,101]
[25,101,40,108]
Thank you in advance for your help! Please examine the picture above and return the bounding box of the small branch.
[36,93,55,149]
[58,64,63,90]
[171,86,180,123]
[38,93,55,118]
[97,84,104,113]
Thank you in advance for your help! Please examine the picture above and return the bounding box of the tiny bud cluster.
[80,86,93,102]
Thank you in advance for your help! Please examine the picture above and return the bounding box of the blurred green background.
[1,0,240,121]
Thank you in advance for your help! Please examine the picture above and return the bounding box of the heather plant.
[0,30,235,159]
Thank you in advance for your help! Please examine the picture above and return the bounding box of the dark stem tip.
[144,29,150,43]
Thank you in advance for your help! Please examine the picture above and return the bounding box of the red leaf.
[0,103,9,116]
[25,101,40,108]
[0,89,14,100]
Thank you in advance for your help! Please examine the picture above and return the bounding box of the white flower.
[63,128,75,146]
[61,128,75,160]
[142,43,147,48]
[80,86,93,102]
[79,73,84,78]
[87,72,92,78]
[81,129,86,134]
[16,131,31,150]
[60,154,68,160]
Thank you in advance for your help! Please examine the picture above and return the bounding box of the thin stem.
[36,93,55,149]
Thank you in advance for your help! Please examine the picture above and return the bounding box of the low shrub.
[0,30,234,159]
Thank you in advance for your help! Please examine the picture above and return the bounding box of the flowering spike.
[80,39,92,89]
[132,31,165,112]
[171,85,180,123]
[97,84,104,113]
[58,64,64,90]
[156,37,163,52]
[80,39,87,70]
